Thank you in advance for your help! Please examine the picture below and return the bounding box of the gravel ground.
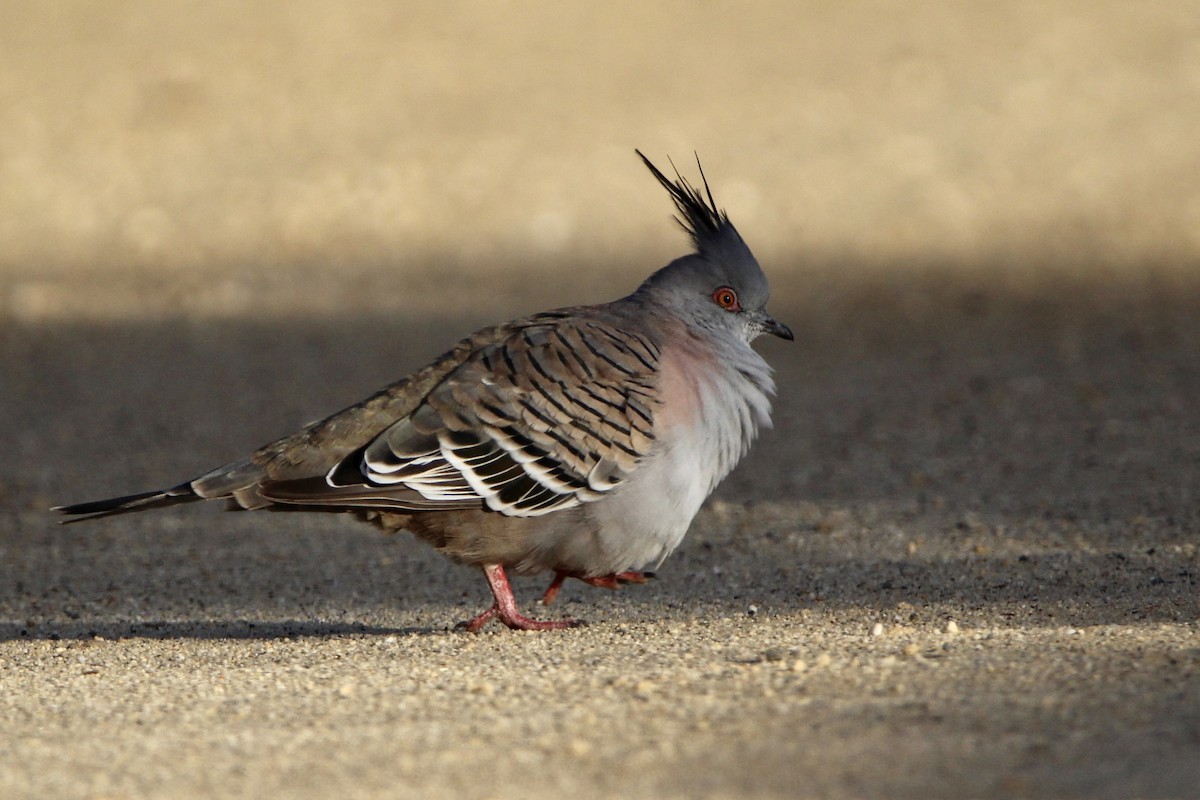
[2,3,1199,799]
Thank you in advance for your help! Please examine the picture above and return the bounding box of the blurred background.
[5,0,1200,513]
[3,7,1199,797]
[2,1,1198,323]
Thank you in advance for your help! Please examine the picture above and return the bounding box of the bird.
[55,151,794,632]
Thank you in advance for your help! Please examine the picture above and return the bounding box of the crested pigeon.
[56,151,794,632]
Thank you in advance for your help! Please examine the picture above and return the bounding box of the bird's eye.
[711,286,740,311]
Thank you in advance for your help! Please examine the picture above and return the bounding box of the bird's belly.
[524,429,710,576]
[542,346,739,576]
[395,419,722,577]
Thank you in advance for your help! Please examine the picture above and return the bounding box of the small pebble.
[870,622,884,637]
[945,620,960,635]
[762,647,787,662]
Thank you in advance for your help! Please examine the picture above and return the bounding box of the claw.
[539,569,656,606]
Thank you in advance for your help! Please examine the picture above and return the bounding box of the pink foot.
[539,569,655,606]
[456,564,582,632]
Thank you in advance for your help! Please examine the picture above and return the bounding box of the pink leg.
[458,564,581,632]
[539,570,655,606]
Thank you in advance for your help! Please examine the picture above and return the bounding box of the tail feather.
[53,483,201,523]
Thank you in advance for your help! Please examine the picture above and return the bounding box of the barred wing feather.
[263,313,661,517]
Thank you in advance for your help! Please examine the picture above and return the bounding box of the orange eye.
[711,286,740,311]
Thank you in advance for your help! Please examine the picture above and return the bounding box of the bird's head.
[634,151,793,344]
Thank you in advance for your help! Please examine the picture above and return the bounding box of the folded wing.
[260,313,661,517]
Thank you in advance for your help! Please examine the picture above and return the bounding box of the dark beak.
[757,312,794,341]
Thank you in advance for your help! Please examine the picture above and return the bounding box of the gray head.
[634,151,793,344]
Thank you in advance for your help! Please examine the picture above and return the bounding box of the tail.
[53,483,202,523]
[53,455,275,523]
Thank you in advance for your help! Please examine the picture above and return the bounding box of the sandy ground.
[2,3,1199,799]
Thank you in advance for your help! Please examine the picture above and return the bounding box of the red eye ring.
[711,286,740,311]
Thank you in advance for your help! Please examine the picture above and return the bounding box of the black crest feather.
[636,149,739,252]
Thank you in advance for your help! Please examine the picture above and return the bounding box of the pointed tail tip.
[54,490,168,515]
[52,485,199,523]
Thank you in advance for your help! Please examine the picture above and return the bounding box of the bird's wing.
[259,311,662,517]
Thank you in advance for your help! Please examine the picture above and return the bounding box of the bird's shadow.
[0,618,437,642]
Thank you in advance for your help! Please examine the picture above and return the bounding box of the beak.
[755,311,794,341]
